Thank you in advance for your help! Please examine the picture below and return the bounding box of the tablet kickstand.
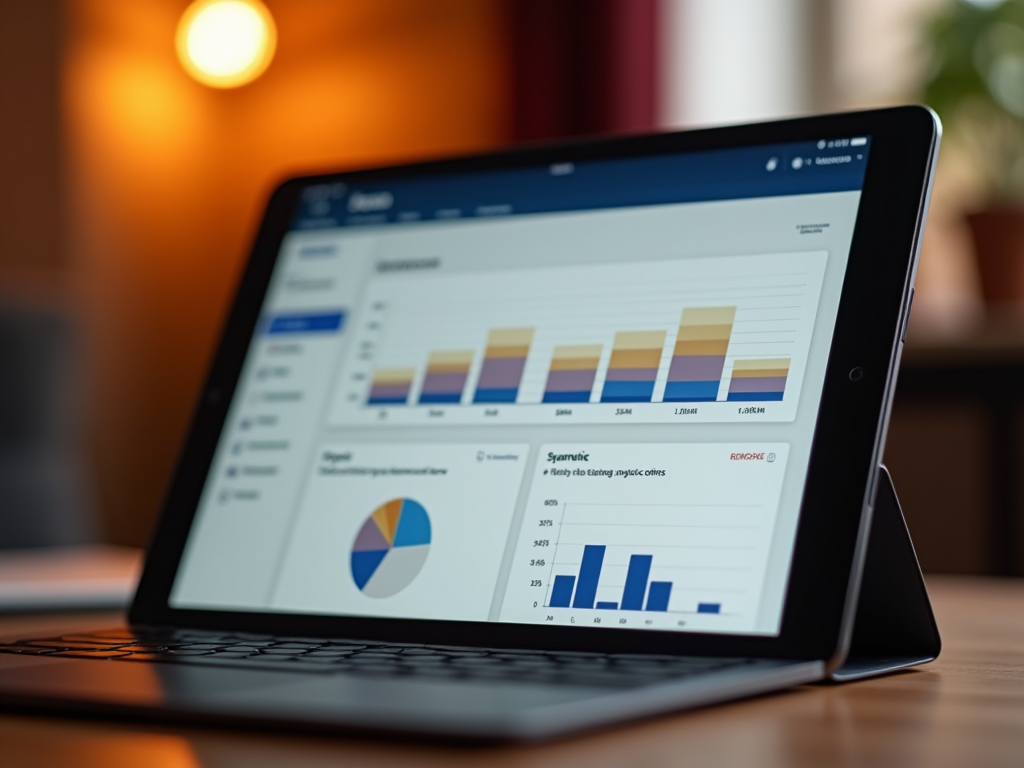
[829,464,941,681]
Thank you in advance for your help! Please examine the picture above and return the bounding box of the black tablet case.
[830,465,941,681]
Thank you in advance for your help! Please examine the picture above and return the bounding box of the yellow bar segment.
[675,323,734,342]
[427,350,475,369]
[372,367,416,384]
[486,328,535,347]
[732,358,791,376]
[611,330,667,351]
[550,344,602,370]
[609,349,662,369]
[673,339,731,356]
[680,306,736,326]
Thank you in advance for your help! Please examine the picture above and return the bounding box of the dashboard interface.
[171,137,871,636]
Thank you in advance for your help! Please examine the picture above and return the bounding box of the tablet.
[132,106,938,666]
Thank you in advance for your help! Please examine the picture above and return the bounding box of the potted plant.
[923,0,1024,303]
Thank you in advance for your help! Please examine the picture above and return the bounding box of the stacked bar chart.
[664,307,735,402]
[599,331,667,403]
[418,351,474,404]
[366,368,416,405]
[542,345,602,403]
[727,358,791,401]
[549,545,674,612]
[331,251,830,426]
[473,328,534,403]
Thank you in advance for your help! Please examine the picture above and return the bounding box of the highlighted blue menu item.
[266,311,345,335]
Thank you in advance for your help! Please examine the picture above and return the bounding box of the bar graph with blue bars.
[548,545,678,613]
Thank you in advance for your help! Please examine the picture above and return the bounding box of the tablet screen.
[171,137,871,636]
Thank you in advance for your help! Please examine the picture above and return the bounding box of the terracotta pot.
[967,208,1024,303]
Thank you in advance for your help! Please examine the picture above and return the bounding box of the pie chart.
[350,498,431,598]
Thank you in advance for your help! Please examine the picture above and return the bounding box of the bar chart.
[499,443,790,633]
[366,368,416,405]
[542,345,602,403]
[599,331,667,403]
[473,328,534,403]
[418,351,474,404]
[548,547,676,612]
[664,307,736,402]
[329,251,828,426]
[727,358,791,401]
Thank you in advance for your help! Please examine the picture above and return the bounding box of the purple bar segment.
[727,376,787,393]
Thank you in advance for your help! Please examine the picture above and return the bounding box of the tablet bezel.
[130,106,938,666]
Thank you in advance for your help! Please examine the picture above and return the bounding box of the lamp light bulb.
[176,0,276,88]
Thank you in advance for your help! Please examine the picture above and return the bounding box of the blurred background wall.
[64,0,510,548]
[0,0,1008,574]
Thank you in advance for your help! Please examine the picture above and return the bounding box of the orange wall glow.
[65,0,510,545]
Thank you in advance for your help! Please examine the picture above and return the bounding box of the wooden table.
[2,576,1023,767]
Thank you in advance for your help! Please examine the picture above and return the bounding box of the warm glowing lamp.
[176,0,277,88]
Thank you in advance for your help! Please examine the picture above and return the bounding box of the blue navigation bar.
[292,138,871,231]
[265,311,346,335]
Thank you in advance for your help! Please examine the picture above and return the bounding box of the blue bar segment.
[366,395,408,405]
[697,602,721,614]
[265,311,345,335]
[571,545,606,609]
[727,392,785,402]
[621,554,653,610]
[596,601,618,610]
[541,391,592,403]
[600,381,655,403]
[663,381,720,402]
[645,581,672,612]
[472,388,519,403]
[550,575,575,608]
[417,393,463,404]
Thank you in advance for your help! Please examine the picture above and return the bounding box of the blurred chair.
[0,300,96,549]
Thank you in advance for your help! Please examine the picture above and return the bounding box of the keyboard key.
[0,645,58,655]
[396,656,448,665]
[77,629,138,640]
[348,664,404,675]
[57,635,133,645]
[448,657,505,666]
[166,649,215,656]
[117,653,170,662]
[304,650,356,657]
[402,665,460,678]
[347,655,401,664]
[247,655,299,663]
[52,650,132,659]
[22,640,119,650]
[436,650,489,657]
[205,652,255,659]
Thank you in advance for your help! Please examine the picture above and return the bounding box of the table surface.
[2,576,1022,768]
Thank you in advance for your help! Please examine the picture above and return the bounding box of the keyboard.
[0,628,754,689]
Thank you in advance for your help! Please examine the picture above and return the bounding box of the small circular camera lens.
[849,367,865,382]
